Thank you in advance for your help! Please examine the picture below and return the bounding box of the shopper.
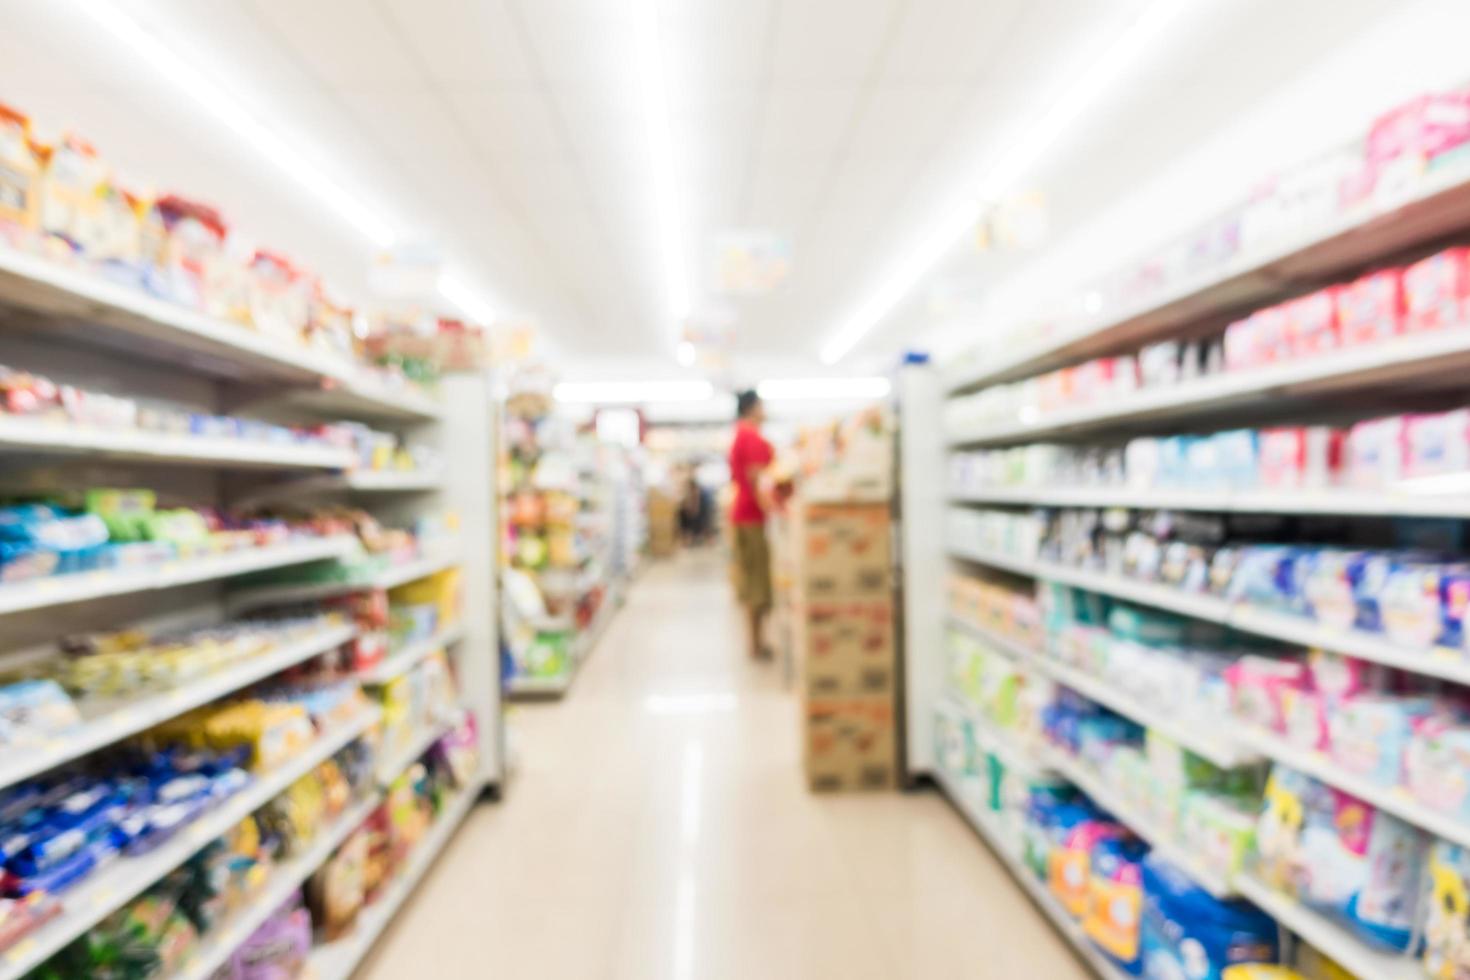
[678,469,711,545]
[729,389,774,659]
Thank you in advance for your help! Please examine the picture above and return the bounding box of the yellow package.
[0,103,40,233]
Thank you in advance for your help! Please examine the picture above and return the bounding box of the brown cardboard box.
[804,695,896,791]
[798,598,895,697]
[795,502,891,599]
[647,490,678,558]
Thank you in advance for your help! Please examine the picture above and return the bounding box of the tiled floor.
[359,550,1090,979]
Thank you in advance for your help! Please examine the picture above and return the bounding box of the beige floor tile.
[359,550,1087,980]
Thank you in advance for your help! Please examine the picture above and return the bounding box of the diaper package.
[1426,841,1470,980]
[1140,856,1278,980]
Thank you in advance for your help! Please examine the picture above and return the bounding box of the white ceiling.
[0,0,1408,381]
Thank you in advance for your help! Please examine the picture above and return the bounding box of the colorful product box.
[1403,246,1470,333]
[1336,268,1405,345]
[1284,287,1342,355]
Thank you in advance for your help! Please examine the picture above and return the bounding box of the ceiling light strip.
[819,0,1193,364]
[634,0,691,336]
[756,377,892,401]
[75,2,498,324]
[553,380,714,405]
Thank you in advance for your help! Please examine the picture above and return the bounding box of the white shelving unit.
[0,708,380,980]
[947,541,1470,688]
[907,124,1470,980]
[951,615,1256,769]
[951,483,1470,520]
[0,242,502,977]
[225,548,463,615]
[942,154,1470,396]
[0,535,357,616]
[0,621,355,792]
[1234,875,1423,980]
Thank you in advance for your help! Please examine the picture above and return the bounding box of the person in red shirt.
[729,389,775,659]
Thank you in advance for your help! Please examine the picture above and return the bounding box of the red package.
[1337,268,1404,345]
[1403,246,1470,333]
[1258,426,1344,490]
[1284,288,1341,356]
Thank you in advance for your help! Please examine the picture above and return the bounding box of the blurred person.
[677,468,711,545]
[729,389,774,659]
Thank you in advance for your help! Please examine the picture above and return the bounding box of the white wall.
[926,0,1470,358]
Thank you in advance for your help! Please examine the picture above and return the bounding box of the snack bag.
[0,103,41,240]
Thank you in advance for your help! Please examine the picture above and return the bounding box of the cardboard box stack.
[795,494,897,791]
[647,488,678,558]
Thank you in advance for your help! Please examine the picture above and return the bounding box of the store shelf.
[946,615,1254,768]
[0,707,381,980]
[942,156,1470,395]
[226,550,461,614]
[1234,726,1470,851]
[360,623,464,685]
[0,416,357,471]
[0,535,357,617]
[1038,747,1237,898]
[0,622,355,792]
[932,767,1130,980]
[1033,658,1255,769]
[273,376,443,423]
[0,249,441,421]
[235,469,446,510]
[307,784,480,980]
[1234,875,1422,980]
[173,790,382,980]
[947,329,1470,447]
[939,694,1053,777]
[952,483,1470,520]
[507,673,572,698]
[376,716,457,785]
[948,544,1470,689]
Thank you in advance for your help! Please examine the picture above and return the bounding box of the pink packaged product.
[1403,408,1470,479]
[226,896,312,980]
[1403,246,1470,333]
[1224,304,1292,372]
[1284,287,1342,356]
[1258,426,1344,490]
[1336,268,1404,346]
[1308,649,1390,701]
[1279,687,1330,752]
[1366,90,1470,172]
[1226,655,1309,733]
[1345,416,1406,489]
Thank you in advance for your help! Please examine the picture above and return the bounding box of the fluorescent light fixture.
[757,376,891,401]
[74,1,396,248]
[676,340,697,366]
[553,379,714,405]
[819,0,1192,364]
[633,0,690,336]
[436,272,496,324]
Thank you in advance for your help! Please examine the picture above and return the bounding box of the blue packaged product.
[1140,856,1278,980]
[5,843,95,896]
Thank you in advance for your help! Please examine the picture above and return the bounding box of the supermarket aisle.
[360,551,1088,980]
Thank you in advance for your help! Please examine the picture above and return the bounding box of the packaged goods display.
[948,84,1470,385]
[947,504,1470,659]
[0,100,436,401]
[28,738,372,978]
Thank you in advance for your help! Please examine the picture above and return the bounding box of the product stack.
[794,409,897,792]
[0,95,500,979]
[919,83,1470,980]
[498,375,631,697]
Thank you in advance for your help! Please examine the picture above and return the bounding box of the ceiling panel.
[885,0,1028,83]
[770,0,898,85]
[379,0,536,85]
[247,0,422,89]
